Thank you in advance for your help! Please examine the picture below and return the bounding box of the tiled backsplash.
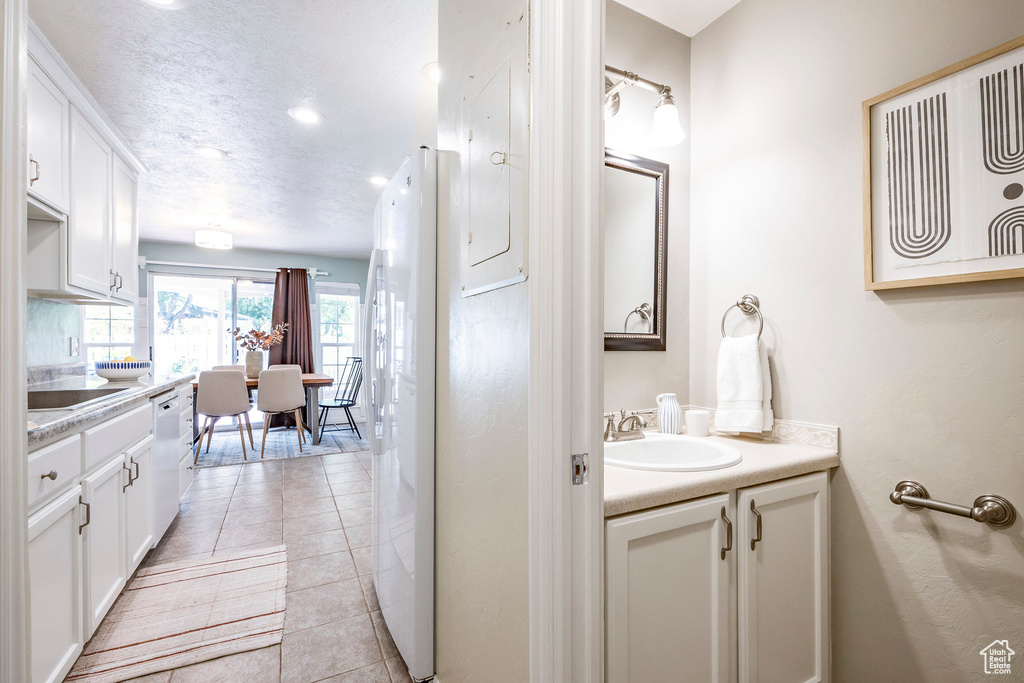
[27,298,80,367]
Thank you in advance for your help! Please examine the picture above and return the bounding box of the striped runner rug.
[66,545,288,683]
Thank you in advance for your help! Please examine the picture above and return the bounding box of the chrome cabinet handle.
[750,500,762,550]
[115,273,123,291]
[130,457,140,485]
[720,506,733,560]
[40,470,57,481]
[78,496,91,534]
[110,269,117,291]
[122,462,134,491]
[29,155,40,185]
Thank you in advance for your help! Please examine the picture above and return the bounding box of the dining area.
[190,357,365,466]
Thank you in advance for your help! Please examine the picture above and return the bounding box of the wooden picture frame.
[863,35,1024,290]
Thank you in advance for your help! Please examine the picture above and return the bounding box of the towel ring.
[624,303,653,333]
[721,294,763,340]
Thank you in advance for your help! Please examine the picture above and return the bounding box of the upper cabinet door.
[111,157,138,303]
[27,58,70,213]
[68,107,113,296]
[606,493,732,683]
[737,472,829,683]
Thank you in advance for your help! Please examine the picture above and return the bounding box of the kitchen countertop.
[604,434,839,517]
[28,373,196,451]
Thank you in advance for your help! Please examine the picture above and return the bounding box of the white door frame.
[527,0,603,680]
[0,0,28,680]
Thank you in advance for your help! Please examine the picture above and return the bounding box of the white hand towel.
[716,334,773,434]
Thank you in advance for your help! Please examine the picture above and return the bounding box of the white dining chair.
[211,365,255,445]
[195,370,252,463]
[256,366,308,458]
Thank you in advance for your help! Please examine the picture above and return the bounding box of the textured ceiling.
[615,0,743,35]
[29,0,435,258]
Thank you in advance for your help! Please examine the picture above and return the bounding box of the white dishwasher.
[152,391,180,543]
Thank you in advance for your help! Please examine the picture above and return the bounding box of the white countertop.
[604,433,839,517]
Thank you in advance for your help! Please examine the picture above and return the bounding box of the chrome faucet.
[604,410,646,442]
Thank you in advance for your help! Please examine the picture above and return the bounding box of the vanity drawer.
[82,404,152,470]
[27,434,82,509]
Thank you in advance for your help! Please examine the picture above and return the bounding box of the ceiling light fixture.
[140,0,185,9]
[605,65,686,147]
[194,229,233,250]
[195,146,226,160]
[423,62,441,84]
[287,106,324,124]
[368,175,389,187]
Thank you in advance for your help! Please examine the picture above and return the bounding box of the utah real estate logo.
[980,640,1015,675]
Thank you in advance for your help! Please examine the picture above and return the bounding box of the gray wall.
[690,1,1024,679]
[26,298,80,367]
[138,241,370,302]
[434,0,530,679]
[604,1,691,411]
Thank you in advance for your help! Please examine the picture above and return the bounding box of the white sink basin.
[604,433,742,472]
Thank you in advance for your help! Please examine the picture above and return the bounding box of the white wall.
[604,1,691,411]
[690,1,1024,679]
[435,0,530,679]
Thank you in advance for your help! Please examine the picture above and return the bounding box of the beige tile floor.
[120,451,413,683]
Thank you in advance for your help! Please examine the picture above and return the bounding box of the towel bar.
[721,294,763,340]
[889,480,1017,527]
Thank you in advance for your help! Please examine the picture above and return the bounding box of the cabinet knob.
[40,470,57,481]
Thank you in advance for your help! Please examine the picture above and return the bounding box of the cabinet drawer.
[179,409,193,435]
[82,404,152,470]
[178,452,195,498]
[27,434,82,511]
[178,384,194,408]
[179,431,194,459]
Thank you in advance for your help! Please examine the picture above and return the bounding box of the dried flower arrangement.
[229,322,289,351]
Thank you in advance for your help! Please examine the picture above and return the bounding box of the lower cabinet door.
[125,435,155,573]
[606,493,732,682]
[81,454,128,637]
[28,486,84,683]
[178,450,195,498]
[737,471,829,683]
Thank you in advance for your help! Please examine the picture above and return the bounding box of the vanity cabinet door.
[737,471,829,683]
[124,435,155,573]
[606,494,732,682]
[80,453,128,637]
[28,486,84,683]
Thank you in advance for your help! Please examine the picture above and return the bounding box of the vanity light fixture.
[605,65,686,147]
[195,146,226,160]
[194,229,233,250]
[287,106,324,124]
[368,175,389,187]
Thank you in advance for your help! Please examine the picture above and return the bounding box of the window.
[82,305,135,373]
[316,285,360,385]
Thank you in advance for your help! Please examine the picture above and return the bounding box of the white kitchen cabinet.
[68,106,113,297]
[28,486,84,683]
[124,435,156,573]
[737,471,829,683]
[606,493,732,682]
[111,156,139,303]
[80,453,128,637]
[606,471,830,683]
[27,57,69,213]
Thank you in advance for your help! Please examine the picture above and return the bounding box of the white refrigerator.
[363,148,436,682]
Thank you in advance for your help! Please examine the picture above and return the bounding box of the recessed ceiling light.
[195,146,226,160]
[423,62,441,84]
[368,175,389,187]
[195,229,232,250]
[140,0,184,9]
[287,106,324,124]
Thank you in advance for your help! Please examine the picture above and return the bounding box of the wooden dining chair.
[195,370,252,463]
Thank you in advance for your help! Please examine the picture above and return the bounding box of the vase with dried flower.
[229,323,289,378]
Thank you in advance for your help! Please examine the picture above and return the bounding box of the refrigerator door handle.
[363,248,386,457]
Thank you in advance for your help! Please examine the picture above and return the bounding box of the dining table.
[191,373,335,445]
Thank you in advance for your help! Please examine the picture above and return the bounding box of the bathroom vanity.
[604,433,838,682]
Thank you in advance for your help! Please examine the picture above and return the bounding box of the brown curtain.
[268,268,314,428]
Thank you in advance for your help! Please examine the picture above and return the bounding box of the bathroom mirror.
[603,149,668,351]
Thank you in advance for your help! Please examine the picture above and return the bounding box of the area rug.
[194,422,368,468]
[65,546,288,683]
